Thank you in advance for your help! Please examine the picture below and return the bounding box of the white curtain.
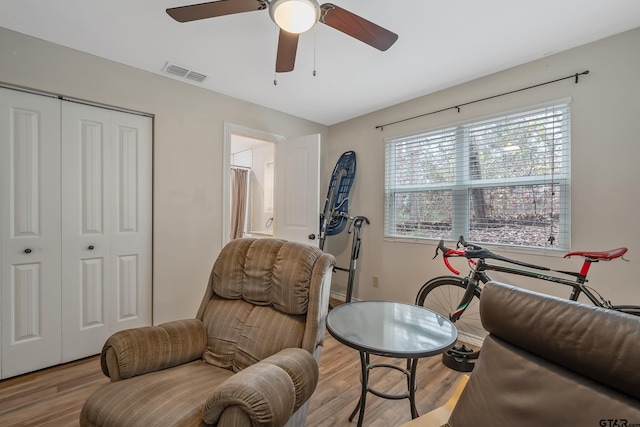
[230,167,249,240]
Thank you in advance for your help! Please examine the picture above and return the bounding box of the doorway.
[223,124,282,246]
[223,123,322,247]
[230,135,275,239]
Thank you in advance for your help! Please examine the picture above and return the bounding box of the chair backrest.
[447,281,640,427]
[195,238,334,372]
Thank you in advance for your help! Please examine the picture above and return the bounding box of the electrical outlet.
[372,276,379,288]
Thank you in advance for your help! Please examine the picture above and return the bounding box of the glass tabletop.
[326,301,458,358]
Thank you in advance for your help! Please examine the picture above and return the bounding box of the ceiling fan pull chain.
[274,25,279,85]
[313,26,317,77]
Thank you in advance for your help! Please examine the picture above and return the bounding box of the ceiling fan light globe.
[270,0,319,34]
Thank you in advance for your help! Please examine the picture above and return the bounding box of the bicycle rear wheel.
[611,305,640,316]
[415,276,486,347]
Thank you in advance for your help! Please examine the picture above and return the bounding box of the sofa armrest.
[202,348,319,426]
[101,318,207,381]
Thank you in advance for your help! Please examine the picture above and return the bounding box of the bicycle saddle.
[564,247,627,260]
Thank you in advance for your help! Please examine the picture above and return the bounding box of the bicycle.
[415,236,640,369]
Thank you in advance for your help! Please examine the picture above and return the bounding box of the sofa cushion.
[480,281,640,400]
[209,238,321,315]
[80,360,233,427]
[448,334,640,427]
[201,298,305,371]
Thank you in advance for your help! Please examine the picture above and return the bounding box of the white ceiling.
[1,0,639,125]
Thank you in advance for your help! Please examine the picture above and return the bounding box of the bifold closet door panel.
[108,110,152,335]
[61,102,112,362]
[0,88,63,379]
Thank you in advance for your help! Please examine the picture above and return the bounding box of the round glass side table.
[326,300,458,427]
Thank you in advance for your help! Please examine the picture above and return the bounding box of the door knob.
[24,248,32,254]
[88,245,95,250]
[308,234,316,240]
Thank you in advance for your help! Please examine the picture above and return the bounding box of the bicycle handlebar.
[434,237,491,275]
[433,239,465,275]
[456,235,479,250]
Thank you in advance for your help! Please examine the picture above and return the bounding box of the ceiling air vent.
[163,62,207,83]
[185,71,207,83]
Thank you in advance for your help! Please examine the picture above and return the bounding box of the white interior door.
[0,88,62,378]
[274,134,321,246]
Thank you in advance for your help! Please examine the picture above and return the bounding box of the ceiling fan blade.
[319,3,398,51]
[166,0,267,23]
[275,30,299,73]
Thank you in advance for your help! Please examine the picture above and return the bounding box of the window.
[384,102,570,249]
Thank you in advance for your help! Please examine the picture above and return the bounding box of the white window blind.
[384,102,571,249]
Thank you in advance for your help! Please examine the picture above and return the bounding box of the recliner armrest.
[102,318,207,381]
[202,348,319,426]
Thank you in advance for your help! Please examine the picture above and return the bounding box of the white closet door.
[61,102,112,362]
[0,88,62,379]
[61,104,152,362]
[108,111,152,334]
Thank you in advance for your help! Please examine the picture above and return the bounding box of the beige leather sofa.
[403,281,640,427]
[80,238,335,427]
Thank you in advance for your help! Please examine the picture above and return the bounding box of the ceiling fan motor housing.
[269,0,320,34]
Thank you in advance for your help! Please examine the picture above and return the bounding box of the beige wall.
[0,28,328,324]
[3,25,639,322]
[325,27,640,306]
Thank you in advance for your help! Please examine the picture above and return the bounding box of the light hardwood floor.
[0,304,464,426]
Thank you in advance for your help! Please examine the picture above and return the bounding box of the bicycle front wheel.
[416,276,486,347]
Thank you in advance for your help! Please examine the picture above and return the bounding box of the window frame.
[384,99,571,251]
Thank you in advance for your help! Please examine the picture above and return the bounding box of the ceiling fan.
[166,0,398,73]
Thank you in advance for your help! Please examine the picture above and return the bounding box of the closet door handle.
[88,245,95,250]
[24,248,32,254]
